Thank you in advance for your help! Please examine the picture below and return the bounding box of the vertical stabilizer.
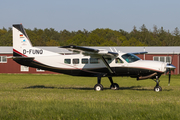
[13,24,32,56]
[12,24,59,57]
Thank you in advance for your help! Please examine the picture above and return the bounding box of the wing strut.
[100,56,115,74]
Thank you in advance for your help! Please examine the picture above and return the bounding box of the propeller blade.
[168,68,171,86]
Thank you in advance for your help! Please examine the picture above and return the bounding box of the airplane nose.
[165,64,176,70]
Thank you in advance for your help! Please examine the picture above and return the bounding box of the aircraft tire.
[110,83,119,90]
[154,86,162,92]
[94,84,103,91]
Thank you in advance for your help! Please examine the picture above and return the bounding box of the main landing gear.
[94,76,119,91]
[154,76,162,92]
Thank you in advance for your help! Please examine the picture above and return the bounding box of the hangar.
[0,46,179,74]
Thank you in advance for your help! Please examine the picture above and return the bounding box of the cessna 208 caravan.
[12,24,176,92]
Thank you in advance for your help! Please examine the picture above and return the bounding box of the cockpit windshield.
[121,53,141,63]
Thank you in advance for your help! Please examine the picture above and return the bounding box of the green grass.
[0,74,180,120]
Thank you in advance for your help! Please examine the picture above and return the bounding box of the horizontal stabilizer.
[7,56,34,60]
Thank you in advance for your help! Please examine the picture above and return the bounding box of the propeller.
[166,53,175,86]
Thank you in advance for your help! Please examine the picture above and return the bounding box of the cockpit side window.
[122,53,141,63]
[115,58,123,63]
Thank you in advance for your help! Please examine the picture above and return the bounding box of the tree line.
[0,24,180,46]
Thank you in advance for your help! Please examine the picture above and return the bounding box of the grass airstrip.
[0,74,180,120]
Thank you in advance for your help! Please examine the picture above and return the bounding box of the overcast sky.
[0,0,180,32]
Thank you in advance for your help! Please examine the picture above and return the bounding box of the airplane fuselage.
[13,48,166,79]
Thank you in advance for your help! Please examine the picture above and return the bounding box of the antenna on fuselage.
[114,47,117,52]
[110,47,114,52]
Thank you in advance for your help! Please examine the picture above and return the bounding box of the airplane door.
[114,58,129,76]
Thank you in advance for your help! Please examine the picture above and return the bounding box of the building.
[0,46,179,74]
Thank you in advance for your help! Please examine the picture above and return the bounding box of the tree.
[121,37,146,46]
[153,25,158,37]
[46,39,60,46]
[173,27,179,36]
[86,33,105,46]
[67,34,87,46]
[1,24,180,46]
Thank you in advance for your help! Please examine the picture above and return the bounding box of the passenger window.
[73,59,79,64]
[64,59,71,64]
[115,58,123,63]
[82,58,88,64]
[90,58,99,64]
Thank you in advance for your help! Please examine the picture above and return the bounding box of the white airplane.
[12,24,176,92]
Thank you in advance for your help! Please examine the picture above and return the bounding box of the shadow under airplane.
[23,85,173,91]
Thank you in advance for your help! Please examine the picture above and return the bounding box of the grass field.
[0,74,180,120]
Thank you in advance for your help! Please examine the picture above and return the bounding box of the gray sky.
[0,0,180,32]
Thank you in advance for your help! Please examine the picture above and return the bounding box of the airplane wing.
[131,52,148,55]
[61,45,147,74]
[61,45,119,57]
[61,45,118,74]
